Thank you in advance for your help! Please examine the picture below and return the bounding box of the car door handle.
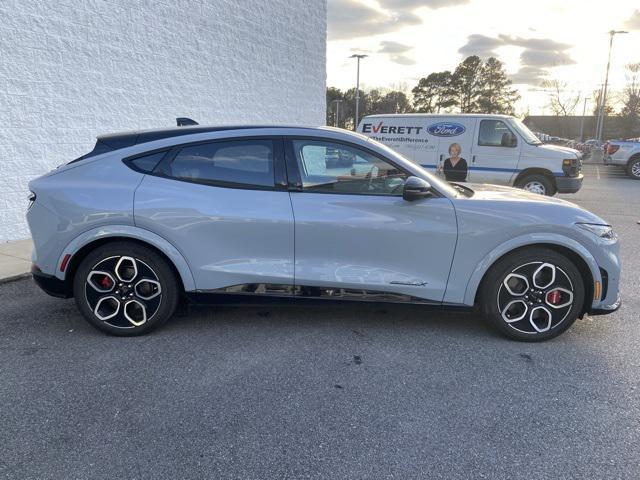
[472,155,476,163]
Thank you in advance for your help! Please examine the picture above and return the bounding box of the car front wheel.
[478,247,585,341]
[516,174,555,196]
[73,241,179,335]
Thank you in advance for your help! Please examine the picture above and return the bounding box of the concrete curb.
[0,272,31,285]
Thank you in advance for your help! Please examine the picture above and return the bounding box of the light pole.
[594,84,604,139]
[350,54,367,130]
[597,30,628,143]
[579,97,587,142]
[332,99,343,127]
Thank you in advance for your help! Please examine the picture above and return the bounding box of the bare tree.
[543,79,581,116]
[620,62,640,138]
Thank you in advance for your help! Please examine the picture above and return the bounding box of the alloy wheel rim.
[496,261,574,335]
[523,181,546,195]
[85,256,162,328]
[632,162,640,177]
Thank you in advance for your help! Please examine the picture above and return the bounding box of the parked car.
[357,114,583,196]
[603,138,640,179]
[27,125,620,341]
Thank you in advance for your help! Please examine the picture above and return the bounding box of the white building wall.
[0,0,326,241]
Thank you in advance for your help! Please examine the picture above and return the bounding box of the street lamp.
[597,30,628,143]
[350,54,367,130]
[332,99,343,127]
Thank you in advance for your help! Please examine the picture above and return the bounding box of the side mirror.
[403,176,432,201]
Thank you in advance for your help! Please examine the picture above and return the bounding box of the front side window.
[163,139,274,187]
[478,120,517,147]
[291,140,407,195]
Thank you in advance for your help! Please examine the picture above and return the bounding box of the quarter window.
[163,140,274,187]
[478,120,517,147]
[127,151,166,173]
[292,140,407,195]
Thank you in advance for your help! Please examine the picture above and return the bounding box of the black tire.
[73,241,180,336]
[478,247,585,342]
[515,174,555,196]
[626,156,640,180]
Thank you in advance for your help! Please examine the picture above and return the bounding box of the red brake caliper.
[546,290,562,305]
[101,276,113,289]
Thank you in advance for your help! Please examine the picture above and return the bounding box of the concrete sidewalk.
[0,239,33,283]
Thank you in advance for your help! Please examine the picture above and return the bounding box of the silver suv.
[27,126,621,341]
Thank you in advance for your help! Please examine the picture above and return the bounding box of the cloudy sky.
[327,0,640,114]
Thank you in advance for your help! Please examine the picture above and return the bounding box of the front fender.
[55,225,196,291]
[459,233,600,306]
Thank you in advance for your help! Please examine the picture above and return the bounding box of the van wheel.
[627,157,640,180]
[478,247,585,342]
[516,174,555,196]
[73,242,179,336]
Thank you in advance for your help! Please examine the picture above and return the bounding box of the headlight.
[576,223,616,240]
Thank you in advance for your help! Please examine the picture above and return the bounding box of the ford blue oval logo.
[427,122,466,137]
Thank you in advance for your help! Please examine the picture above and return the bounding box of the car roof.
[96,125,340,150]
[72,125,369,163]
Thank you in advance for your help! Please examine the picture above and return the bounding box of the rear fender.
[55,225,196,291]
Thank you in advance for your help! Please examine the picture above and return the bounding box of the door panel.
[470,119,521,184]
[135,175,294,290]
[134,137,294,291]
[290,193,458,302]
[286,137,458,303]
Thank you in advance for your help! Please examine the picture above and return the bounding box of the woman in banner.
[440,142,468,182]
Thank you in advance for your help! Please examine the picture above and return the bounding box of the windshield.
[367,139,460,198]
[509,118,542,145]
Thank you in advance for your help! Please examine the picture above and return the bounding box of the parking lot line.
[596,166,600,180]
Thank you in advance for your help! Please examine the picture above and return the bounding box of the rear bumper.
[555,174,583,194]
[31,264,71,298]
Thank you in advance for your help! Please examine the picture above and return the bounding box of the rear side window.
[127,151,167,173]
[163,140,274,188]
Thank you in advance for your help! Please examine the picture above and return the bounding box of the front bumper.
[31,264,71,298]
[588,293,622,316]
[555,174,583,194]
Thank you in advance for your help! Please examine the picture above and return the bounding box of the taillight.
[607,144,620,155]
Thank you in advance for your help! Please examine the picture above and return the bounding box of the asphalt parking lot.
[1,164,639,479]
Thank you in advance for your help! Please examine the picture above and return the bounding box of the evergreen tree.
[451,55,484,113]
[477,57,520,114]
[412,71,456,113]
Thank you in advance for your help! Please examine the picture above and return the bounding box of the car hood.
[454,183,607,224]
[534,143,580,158]
[462,183,571,204]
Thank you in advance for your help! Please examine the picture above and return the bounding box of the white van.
[357,114,583,195]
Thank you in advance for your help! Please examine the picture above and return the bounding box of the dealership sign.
[426,122,466,137]
[361,122,423,135]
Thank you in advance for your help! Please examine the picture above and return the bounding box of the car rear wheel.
[478,247,585,341]
[516,174,555,196]
[627,157,640,180]
[73,242,179,335]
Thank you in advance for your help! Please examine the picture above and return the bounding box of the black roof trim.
[97,125,309,150]
[70,125,313,164]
